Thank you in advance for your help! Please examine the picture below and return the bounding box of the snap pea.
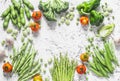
[94,47,105,65]
[89,67,104,77]
[17,16,22,29]
[11,15,17,25]
[11,0,20,10]
[1,7,10,18]
[23,0,34,10]
[3,14,10,29]
[20,8,26,26]
[24,5,31,20]
[10,5,16,18]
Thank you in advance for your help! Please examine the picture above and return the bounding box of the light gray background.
[0,0,120,81]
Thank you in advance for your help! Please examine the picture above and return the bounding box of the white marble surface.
[0,0,120,81]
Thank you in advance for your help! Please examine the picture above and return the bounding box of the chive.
[61,17,65,23]
[76,22,79,25]
[112,16,115,20]
[23,31,27,37]
[44,63,47,67]
[58,22,61,26]
[77,18,79,21]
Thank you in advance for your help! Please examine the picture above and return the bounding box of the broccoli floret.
[39,0,50,12]
[55,0,69,14]
[44,8,56,21]
[38,0,69,21]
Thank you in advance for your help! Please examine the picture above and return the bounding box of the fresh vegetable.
[33,74,42,81]
[1,7,10,18]
[50,53,77,81]
[88,40,119,77]
[23,0,34,10]
[90,10,104,26]
[2,62,13,73]
[30,22,40,32]
[80,53,89,62]
[10,41,41,81]
[32,11,42,21]
[1,0,34,30]
[39,0,69,21]
[76,65,86,74]
[80,16,89,26]
[77,0,101,15]
[99,23,115,38]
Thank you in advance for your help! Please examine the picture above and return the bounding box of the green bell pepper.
[90,10,104,26]
[77,0,101,15]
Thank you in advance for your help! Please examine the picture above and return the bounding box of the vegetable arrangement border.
[0,0,119,81]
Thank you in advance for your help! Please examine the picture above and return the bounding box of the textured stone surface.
[0,0,120,81]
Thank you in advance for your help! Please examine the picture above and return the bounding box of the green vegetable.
[24,5,31,20]
[6,28,13,34]
[10,5,16,18]
[11,0,20,10]
[90,10,104,26]
[10,42,41,81]
[43,8,56,21]
[88,40,119,77]
[39,0,69,21]
[23,0,34,10]
[1,7,10,18]
[3,14,10,29]
[50,53,77,81]
[77,0,101,15]
[99,23,115,38]
[20,8,26,26]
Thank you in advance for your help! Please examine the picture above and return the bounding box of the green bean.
[89,67,104,77]
[104,51,114,73]
[10,5,16,18]
[11,0,20,10]
[24,5,31,20]
[17,16,22,29]
[20,71,40,81]
[3,14,10,29]
[23,0,34,10]
[94,47,105,65]
[20,8,26,26]
[1,7,10,18]
[96,58,108,77]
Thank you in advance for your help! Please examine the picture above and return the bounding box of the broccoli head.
[44,8,56,21]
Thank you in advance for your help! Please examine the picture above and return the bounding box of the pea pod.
[17,16,22,29]
[1,7,10,18]
[10,5,16,18]
[3,14,10,29]
[24,5,31,20]
[11,0,20,10]
[20,8,26,26]
[11,15,17,25]
[23,0,34,10]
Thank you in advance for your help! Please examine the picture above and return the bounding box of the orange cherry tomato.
[30,22,40,32]
[76,65,86,74]
[2,62,13,73]
[32,11,42,21]
[80,53,89,62]
[80,16,89,25]
[33,74,42,81]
